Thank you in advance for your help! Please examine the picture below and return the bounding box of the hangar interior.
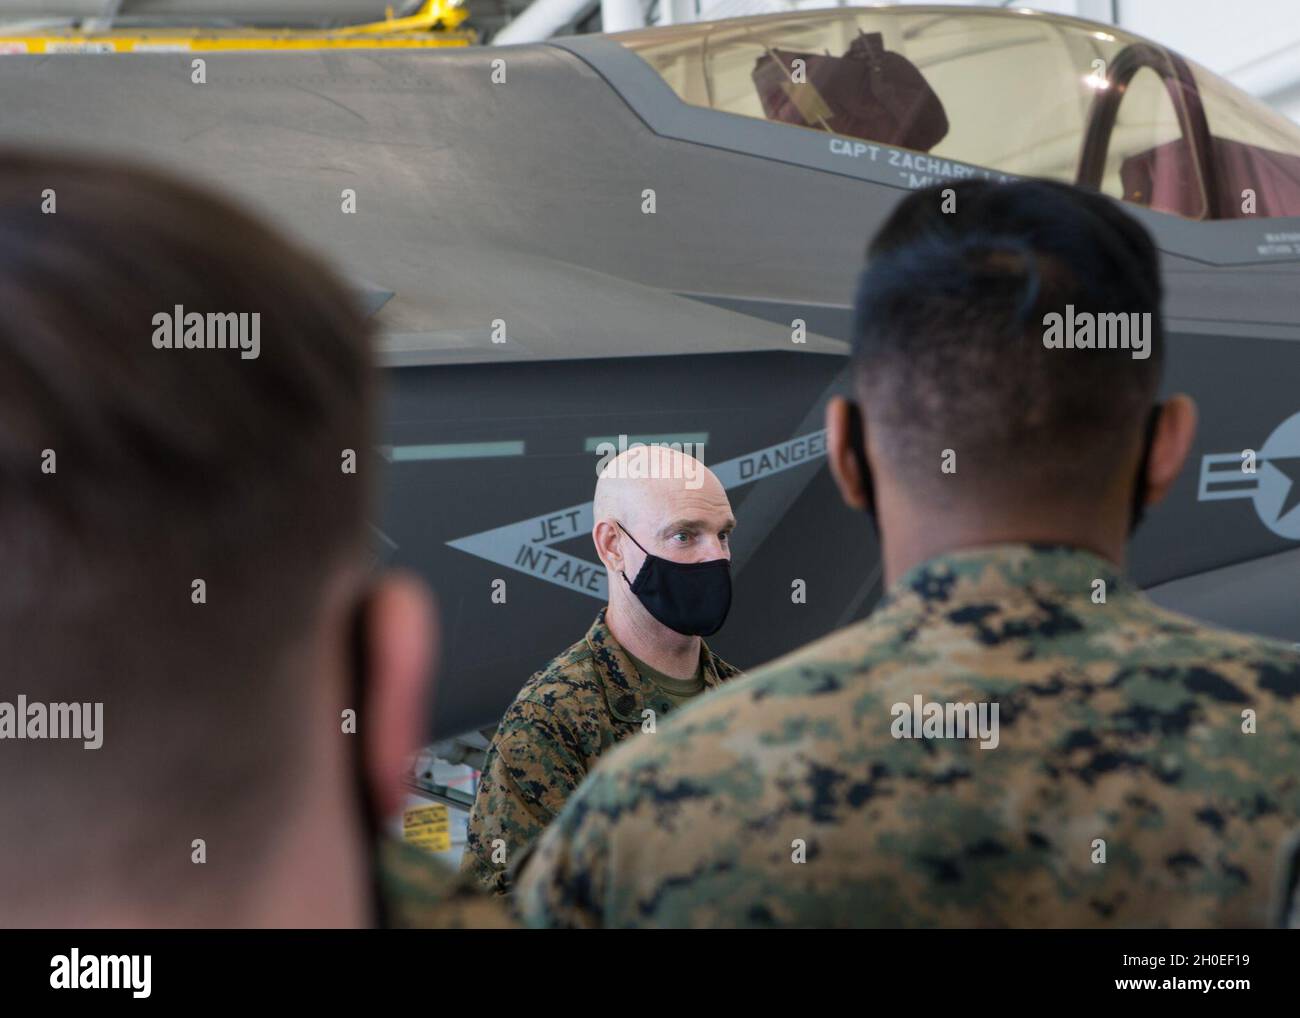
[3,0,1297,877]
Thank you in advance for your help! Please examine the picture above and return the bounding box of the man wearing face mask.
[0,153,509,929]
[461,444,742,895]
[514,179,1300,928]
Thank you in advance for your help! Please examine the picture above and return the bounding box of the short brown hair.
[0,151,374,917]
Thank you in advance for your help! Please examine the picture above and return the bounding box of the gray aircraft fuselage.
[1,18,1298,739]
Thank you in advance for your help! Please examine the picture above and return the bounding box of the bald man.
[461,445,743,895]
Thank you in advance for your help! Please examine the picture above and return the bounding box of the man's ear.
[1145,394,1198,508]
[363,573,437,820]
[826,396,871,511]
[592,519,622,573]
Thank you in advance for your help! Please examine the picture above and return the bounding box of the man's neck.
[22,834,369,927]
[605,598,701,681]
[880,508,1128,588]
[43,772,373,927]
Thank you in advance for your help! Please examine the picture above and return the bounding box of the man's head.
[826,179,1197,577]
[592,445,734,638]
[0,153,435,925]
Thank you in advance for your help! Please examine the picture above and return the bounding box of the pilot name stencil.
[448,431,829,599]
[828,138,1014,188]
[1197,409,1300,541]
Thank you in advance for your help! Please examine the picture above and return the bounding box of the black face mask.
[846,401,1163,538]
[348,592,389,928]
[617,522,732,637]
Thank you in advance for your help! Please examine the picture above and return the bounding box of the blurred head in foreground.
[0,152,436,927]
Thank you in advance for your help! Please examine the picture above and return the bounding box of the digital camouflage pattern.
[462,608,740,895]
[515,544,1300,928]
[379,837,515,928]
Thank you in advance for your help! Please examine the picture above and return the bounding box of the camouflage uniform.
[515,544,1300,928]
[462,608,740,894]
[380,837,514,928]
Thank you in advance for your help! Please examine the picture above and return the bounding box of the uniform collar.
[585,607,726,724]
[877,542,1133,614]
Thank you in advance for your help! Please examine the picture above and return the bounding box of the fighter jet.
[1,5,1298,745]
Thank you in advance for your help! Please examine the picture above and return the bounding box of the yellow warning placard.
[403,804,451,853]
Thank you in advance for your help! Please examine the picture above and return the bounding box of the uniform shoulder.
[380,838,515,929]
[706,619,884,704]
[502,634,604,724]
[1135,595,1296,650]
[586,622,876,779]
[1126,596,1300,694]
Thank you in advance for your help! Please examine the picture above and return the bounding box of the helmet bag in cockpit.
[752,30,949,153]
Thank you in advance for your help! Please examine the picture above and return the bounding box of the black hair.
[852,179,1164,503]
